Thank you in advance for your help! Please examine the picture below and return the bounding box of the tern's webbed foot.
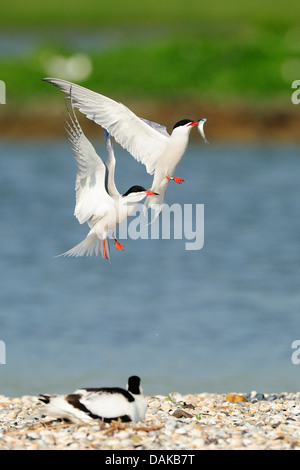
[114,239,124,251]
[166,176,184,184]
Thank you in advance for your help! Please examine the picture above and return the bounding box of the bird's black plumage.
[122,185,147,197]
[172,119,193,130]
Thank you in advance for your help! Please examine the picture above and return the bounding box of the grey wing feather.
[65,99,105,177]
[140,118,170,137]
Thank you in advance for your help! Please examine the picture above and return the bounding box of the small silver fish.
[198,118,209,144]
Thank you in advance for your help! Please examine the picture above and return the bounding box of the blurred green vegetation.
[1,0,300,107]
[1,0,300,29]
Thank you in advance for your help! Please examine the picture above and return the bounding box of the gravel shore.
[1,391,300,450]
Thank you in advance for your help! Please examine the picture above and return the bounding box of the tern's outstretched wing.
[65,101,112,225]
[44,78,169,175]
[103,129,120,198]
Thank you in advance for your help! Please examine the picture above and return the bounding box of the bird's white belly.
[91,201,134,238]
[157,139,188,176]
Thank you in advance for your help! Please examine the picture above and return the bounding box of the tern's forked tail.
[56,233,110,259]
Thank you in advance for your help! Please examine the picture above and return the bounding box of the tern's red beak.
[146,190,159,196]
[188,120,199,127]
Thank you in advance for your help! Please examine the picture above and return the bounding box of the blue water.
[0,137,299,397]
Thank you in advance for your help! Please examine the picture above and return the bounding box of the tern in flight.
[59,101,157,260]
[43,78,207,220]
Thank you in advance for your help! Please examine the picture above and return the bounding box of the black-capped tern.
[59,101,157,260]
[43,78,205,221]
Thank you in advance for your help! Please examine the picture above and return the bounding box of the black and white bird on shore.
[39,376,147,424]
[43,77,207,221]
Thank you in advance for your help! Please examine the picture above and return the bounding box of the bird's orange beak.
[146,190,159,196]
[188,120,199,127]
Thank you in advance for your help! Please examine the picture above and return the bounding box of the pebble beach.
[1,391,300,450]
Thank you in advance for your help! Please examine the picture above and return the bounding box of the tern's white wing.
[44,78,169,175]
[140,118,170,137]
[103,129,120,198]
[65,102,113,225]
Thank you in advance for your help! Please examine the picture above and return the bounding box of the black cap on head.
[127,376,141,394]
[172,119,193,130]
[122,185,147,197]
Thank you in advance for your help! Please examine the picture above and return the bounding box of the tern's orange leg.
[166,176,184,184]
[102,240,108,259]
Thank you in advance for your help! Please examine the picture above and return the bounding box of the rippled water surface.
[0,138,299,396]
